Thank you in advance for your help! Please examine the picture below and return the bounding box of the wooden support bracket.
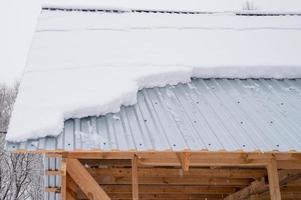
[67,158,111,200]
[177,152,191,171]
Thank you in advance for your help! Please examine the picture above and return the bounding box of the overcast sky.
[0,0,40,85]
[1,0,301,85]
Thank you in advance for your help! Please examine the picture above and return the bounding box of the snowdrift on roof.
[6,11,301,142]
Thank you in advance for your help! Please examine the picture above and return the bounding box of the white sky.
[1,0,301,85]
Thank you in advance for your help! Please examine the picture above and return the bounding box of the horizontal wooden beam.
[45,187,60,193]
[45,185,237,195]
[85,167,266,179]
[46,151,299,160]
[102,185,238,194]
[77,192,229,200]
[45,170,61,176]
[45,151,301,169]
[92,175,252,186]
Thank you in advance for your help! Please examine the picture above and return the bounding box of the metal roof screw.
[144,119,147,122]
[240,121,244,124]
[280,102,284,105]
[173,144,176,147]
[276,144,280,147]
[12,146,15,148]
[154,102,158,105]
[68,143,71,146]
[193,120,197,123]
[237,101,240,104]
[208,143,211,146]
[103,142,106,145]
[242,145,246,147]
[270,121,273,124]
[196,101,199,104]
[139,143,142,146]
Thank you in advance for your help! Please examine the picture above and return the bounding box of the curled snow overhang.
[6,8,301,142]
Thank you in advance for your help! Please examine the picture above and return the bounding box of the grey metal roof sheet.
[6,78,301,152]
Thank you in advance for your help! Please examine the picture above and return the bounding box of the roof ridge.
[42,7,301,16]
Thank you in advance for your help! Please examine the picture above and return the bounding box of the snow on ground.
[6,10,301,142]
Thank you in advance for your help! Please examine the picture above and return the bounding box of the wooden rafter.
[132,155,139,200]
[66,158,111,200]
[177,152,191,171]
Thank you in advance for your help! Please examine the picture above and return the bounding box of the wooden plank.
[100,185,237,194]
[87,167,267,179]
[67,158,111,200]
[91,175,252,186]
[61,158,67,200]
[46,170,61,176]
[76,193,227,200]
[45,187,60,193]
[44,152,301,169]
[224,180,268,200]
[132,155,139,200]
[224,170,301,200]
[47,151,295,160]
[66,173,77,200]
[267,159,281,200]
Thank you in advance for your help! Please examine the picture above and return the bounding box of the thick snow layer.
[6,11,301,142]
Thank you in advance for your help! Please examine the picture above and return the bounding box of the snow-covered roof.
[6,8,301,143]
[6,78,301,152]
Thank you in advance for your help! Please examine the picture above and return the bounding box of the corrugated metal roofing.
[6,78,301,152]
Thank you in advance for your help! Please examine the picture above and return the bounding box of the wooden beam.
[91,175,252,186]
[46,185,238,195]
[224,179,268,200]
[86,167,267,179]
[132,155,139,200]
[177,152,191,171]
[267,159,281,200]
[66,158,111,200]
[101,185,237,194]
[66,173,77,200]
[76,193,229,200]
[45,187,60,193]
[61,158,67,200]
[224,170,301,200]
[45,152,301,169]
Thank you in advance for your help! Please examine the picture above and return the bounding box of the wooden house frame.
[32,151,301,200]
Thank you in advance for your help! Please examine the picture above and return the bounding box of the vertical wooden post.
[267,159,281,200]
[132,155,139,200]
[61,158,67,200]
